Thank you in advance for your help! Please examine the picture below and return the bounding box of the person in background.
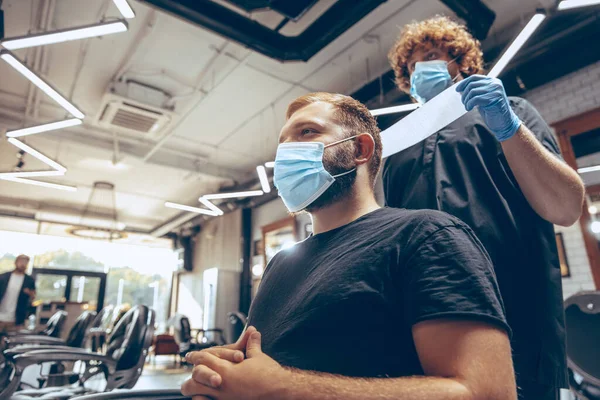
[181,92,517,400]
[384,16,585,400]
[0,255,36,333]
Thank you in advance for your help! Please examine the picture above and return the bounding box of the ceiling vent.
[96,80,175,138]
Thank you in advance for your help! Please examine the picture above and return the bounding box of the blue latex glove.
[456,75,521,142]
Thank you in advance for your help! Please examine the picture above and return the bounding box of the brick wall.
[523,60,600,300]
[524,60,600,125]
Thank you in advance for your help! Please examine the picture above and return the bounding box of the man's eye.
[427,52,439,60]
[302,129,315,135]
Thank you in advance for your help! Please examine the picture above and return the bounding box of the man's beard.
[301,141,356,214]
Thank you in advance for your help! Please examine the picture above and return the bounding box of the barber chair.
[3,311,95,351]
[171,314,226,363]
[3,311,67,340]
[0,305,155,399]
[565,291,600,400]
[227,311,247,342]
[72,389,191,400]
[88,306,115,352]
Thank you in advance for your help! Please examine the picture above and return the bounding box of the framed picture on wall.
[253,239,263,257]
[555,233,571,278]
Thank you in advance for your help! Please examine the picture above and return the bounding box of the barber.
[383,16,585,400]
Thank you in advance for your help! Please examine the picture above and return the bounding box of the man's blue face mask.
[273,135,358,213]
[410,59,460,104]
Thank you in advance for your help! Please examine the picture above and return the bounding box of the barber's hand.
[456,75,521,142]
[181,330,287,400]
[23,288,35,299]
[185,326,257,388]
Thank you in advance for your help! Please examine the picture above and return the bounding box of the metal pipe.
[214,0,420,148]
[33,0,55,120]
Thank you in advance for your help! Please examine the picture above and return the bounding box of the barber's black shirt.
[248,208,509,378]
[383,97,567,388]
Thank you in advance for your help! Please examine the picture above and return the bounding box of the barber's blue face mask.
[273,136,357,213]
[410,60,459,104]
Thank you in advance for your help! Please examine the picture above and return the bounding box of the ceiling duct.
[221,0,319,20]
[438,0,496,40]
[137,0,387,61]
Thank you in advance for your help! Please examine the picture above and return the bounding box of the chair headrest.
[42,311,67,337]
[105,305,153,371]
[66,311,96,347]
[565,291,600,387]
[91,306,114,329]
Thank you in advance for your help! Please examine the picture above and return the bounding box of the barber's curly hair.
[388,16,485,93]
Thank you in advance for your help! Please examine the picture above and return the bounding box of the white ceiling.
[0,0,548,240]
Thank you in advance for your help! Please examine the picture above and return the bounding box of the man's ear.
[354,133,375,166]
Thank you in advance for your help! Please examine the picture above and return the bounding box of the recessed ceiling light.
[6,118,82,138]
[369,103,419,117]
[165,201,220,216]
[256,166,271,193]
[201,190,264,200]
[7,138,67,173]
[0,177,76,192]
[1,20,128,50]
[0,51,85,118]
[558,0,600,10]
[112,0,136,19]
[487,13,546,79]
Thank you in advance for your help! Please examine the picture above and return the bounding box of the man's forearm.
[501,124,584,226]
[272,369,482,400]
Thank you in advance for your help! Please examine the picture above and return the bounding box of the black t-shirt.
[383,97,567,388]
[248,207,509,378]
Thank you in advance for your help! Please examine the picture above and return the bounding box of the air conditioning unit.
[96,81,175,139]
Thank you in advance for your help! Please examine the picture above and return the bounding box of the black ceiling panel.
[137,0,388,62]
[222,0,320,20]
[439,0,496,39]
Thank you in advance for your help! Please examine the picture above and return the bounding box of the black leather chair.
[565,291,600,400]
[72,389,190,399]
[3,311,68,340]
[3,311,95,350]
[227,311,247,343]
[0,305,156,399]
[171,314,226,363]
[88,306,115,352]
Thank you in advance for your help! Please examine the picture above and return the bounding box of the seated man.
[182,93,517,400]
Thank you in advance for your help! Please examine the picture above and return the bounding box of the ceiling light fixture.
[0,170,64,179]
[198,198,224,216]
[265,161,275,168]
[0,177,77,192]
[35,211,125,230]
[201,190,264,200]
[112,0,136,19]
[165,202,220,216]
[6,118,82,138]
[487,13,546,79]
[370,103,420,117]
[7,138,66,173]
[0,51,85,118]
[558,0,600,10]
[256,166,271,193]
[1,20,128,50]
[578,165,600,174]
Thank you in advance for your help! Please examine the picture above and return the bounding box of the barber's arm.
[457,75,584,226]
